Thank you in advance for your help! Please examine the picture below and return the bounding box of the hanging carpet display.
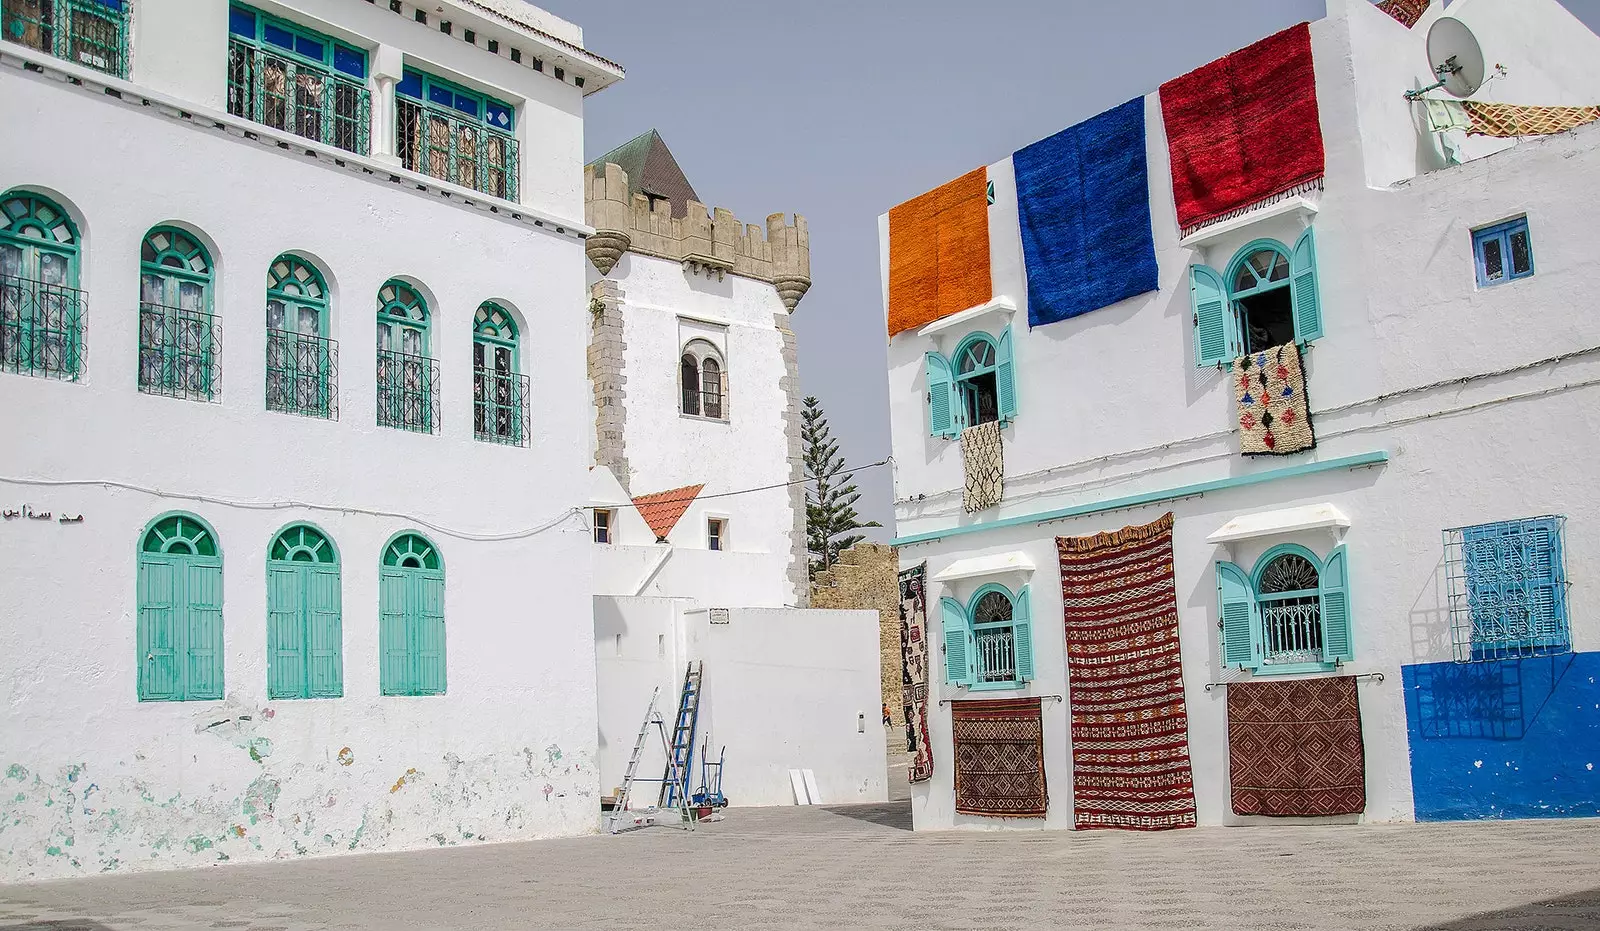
[1159,23,1325,237]
[898,562,935,784]
[1463,102,1600,138]
[1012,97,1158,328]
[1233,342,1315,456]
[1057,513,1198,831]
[1376,0,1430,29]
[960,420,1005,513]
[951,697,1048,818]
[886,167,991,337]
[1227,676,1366,817]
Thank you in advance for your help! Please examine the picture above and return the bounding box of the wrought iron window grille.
[227,39,371,155]
[266,328,338,419]
[2,0,129,77]
[397,97,518,201]
[137,302,220,401]
[376,348,439,434]
[472,366,528,447]
[1,275,84,380]
[975,627,1017,683]
[1444,516,1571,663]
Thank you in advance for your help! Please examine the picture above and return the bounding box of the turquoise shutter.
[1012,585,1034,681]
[306,564,343,698]
[379,567,409,694]
[926,351,958,438]
[1191,264,1233,367]
[1290,226,1323,342]
[1318,544,1353,663]
[1525,519,1567,647]
[184,558,225,700]
[941,596,971,686]
[266,563,306,699]
[137,556,181,700]
[995,325,1018,424]
[413,571,446,695]
[1216,561,1260,670]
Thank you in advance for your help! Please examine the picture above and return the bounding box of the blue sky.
[539,0,1600,539]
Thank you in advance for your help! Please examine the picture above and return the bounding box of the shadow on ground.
[1415,886,1600,931]
[820,800,912,831]
[2,922,119,930]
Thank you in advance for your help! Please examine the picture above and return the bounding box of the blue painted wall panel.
[1402,652,1600,821]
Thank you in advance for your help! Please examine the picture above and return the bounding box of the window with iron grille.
[266,254,337,419]
[940,583,1035,690]
[2,0,129,77]
[1,189,83,381]
[1444,516,1569,662]
[226,4,371,155]
[679,338,727,420]
[139,227,220,402]
[472,302,528,446]
[1216,543,1352,673]
[375,279,438,434]
[396,68,518,200]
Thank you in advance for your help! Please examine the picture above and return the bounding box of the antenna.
[1405,17,1487,99]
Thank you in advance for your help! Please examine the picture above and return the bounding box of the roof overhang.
[931,551,1036,583]
[1206,503,1350,544]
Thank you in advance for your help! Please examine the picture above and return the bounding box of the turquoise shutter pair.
[1462,519,1567,650]
[137,555,224,701]
[266,563,343,699]
[941,586,1034,686]
[1192,228,1322,367]
[1215,544,1352,670]
[379,566,446,695]
[925,327,1017,437]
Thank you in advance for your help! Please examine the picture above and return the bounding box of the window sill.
[965,679,1030,692]
[1249,662,1337,677]
[680,412,729,425]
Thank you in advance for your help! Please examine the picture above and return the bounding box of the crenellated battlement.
[584,162,812,311]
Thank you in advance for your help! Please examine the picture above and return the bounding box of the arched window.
[266,524,342,699]
[1190,229,1322,367]
[0,189,82,380]
[924,327,1016,438]
[375,280,437,433]
[379,532,445,696]
[266,254,336,419]
[954,334,1000,427]
[136,513,224,701]
[1216,543,1352,672]
[138,226,218,401]
[680,339,726,420]
[940,582,1035,688]
[473,301,527,446]
[1229,243,1293,356]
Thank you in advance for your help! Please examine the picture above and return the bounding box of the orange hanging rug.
[886,168,991,337]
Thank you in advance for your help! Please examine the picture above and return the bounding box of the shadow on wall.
[1402,651,1600,821]
[1413,885,1600,931]
[1407,557,1453,664]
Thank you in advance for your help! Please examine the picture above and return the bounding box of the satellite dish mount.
[1404,17,1487,100]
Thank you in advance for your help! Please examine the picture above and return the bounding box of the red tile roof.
[632,484,704,542]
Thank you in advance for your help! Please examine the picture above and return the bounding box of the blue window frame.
[1445,516,1569,662]
[1472,217,1534,288]
[396,68,514,131]
[1217,543,1352,674]
[228,4,366,78]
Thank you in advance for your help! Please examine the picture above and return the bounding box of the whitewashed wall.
[0,14,597,878]
[882,0,1600,830]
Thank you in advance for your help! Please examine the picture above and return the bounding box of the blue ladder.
[659,661,703,809]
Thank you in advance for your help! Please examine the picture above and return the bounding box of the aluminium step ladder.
[659,661,704,809]
[606,686,694,834]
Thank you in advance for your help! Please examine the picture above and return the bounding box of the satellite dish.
[1421,16,1487,98]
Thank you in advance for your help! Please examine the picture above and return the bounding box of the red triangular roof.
[632,484,704,541]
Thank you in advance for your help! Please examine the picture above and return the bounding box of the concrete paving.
[3,804,1599,930]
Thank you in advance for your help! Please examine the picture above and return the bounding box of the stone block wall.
[809,543,903,724]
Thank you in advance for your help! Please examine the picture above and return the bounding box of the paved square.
[3,803,1599,930]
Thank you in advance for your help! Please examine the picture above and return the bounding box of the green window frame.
[138,226,219,402]
[395,67,518,200]
[379,532,446,696]
[925,327,1016,438]
[266,524,343,699]
[136,512,225,702]
[941,582,1034,690]
[376,279,438,434]
[1,0,130,78]
[0,188,83,381]
[1217,543,1352,674]
[1191,228,1322,367]
[266,254,337,419]
[225,3,371,155]
[473,301,528,446]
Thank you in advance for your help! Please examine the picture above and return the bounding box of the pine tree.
[803,396,881,576]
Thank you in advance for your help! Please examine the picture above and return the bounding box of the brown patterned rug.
[898,563,934,784]
[951,697,1047,818]
[1227,676,1366,816]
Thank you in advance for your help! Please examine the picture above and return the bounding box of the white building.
[880,0,1600,831]
[0,0,622,880]
[583,132,887,809]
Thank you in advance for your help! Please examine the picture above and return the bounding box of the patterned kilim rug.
[1376,0,1429,28]
[898,563,935,784]
[1227,676,1366,816]
[951,697,1047,817]
[1463,102,1600,138]
[1057,513,1198,831]
[1234,342,1315,456]
[961,420,1004,513]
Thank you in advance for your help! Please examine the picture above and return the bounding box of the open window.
[1192,228,1322,367]
[926,326,1016,437]
[680,338,726,420]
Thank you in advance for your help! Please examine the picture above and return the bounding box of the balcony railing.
[137,302,220,401]
[266,329,337,419]
[376,349,438,434]
[474,368,529,447]
[1,274,83,380]
[1260,597,1324,665]
[397,97,518,201]
[2,0,129,77]
[227,39,371,155]
[975,628,1016,683]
